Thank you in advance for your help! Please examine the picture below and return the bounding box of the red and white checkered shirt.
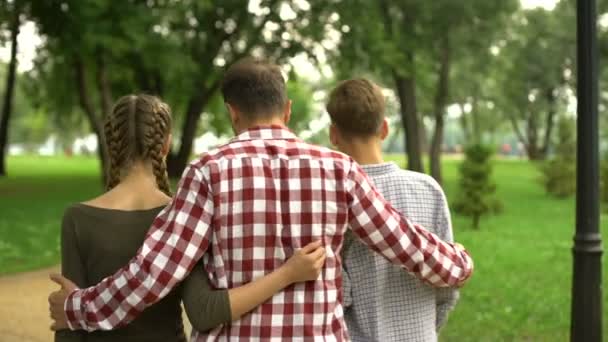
[64,125,473,341]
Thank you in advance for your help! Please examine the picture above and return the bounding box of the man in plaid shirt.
[327,78,459,342]
[49,60,473,341]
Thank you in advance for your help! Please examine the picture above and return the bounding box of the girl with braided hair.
[55,94,326,342]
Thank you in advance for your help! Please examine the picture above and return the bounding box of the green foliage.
[26,0,333,175]
[286,79,315,133]
[602,160,608,212]
[0,63,56,147]
[540,116,576,197]
[199,79,316,137]
[600,148,608,213]
[490,2,576,159]
[453,144,502,228]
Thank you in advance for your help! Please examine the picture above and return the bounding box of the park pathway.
[0,266,58,342]
[0,266,193,341]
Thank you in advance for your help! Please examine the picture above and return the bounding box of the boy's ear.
[329,124,339,147]
[379,118,389,140]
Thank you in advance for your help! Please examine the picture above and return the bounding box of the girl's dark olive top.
[54,204,231,342]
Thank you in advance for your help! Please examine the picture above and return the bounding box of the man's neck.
[236,116,286,134]
[342,140,384,165]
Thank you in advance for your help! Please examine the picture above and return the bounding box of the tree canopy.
[1,0,606,181]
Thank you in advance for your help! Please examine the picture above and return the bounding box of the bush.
[453,144,502,229]
[540,116,576,198]
[601,158,608,212]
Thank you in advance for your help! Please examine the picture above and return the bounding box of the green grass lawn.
[0,156,102,274]
[1,155,606,341]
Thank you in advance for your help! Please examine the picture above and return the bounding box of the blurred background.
[0,0,607,341]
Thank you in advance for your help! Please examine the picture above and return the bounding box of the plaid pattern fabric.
[343,163,459,342]
[64,126,473,341]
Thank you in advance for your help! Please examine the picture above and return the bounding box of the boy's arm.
[341,231,356,309]
[341,260,353,309]
[436,289,459,330]
[63,165,215,331]
[345,162,473,288]
[431,185,460,330]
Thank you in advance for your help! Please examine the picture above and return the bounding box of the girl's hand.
[281,241,326,284]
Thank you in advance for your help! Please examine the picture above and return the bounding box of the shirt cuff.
[65,288,86,331]
[456,248,474,286]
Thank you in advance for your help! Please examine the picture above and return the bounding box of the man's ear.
[283,99,292,124]
[162,134,172,157]
[379,118,389,140]
[226,103,239,126]
[329,124,339,147]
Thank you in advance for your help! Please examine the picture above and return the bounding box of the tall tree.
[29,0,329,178]
[330,0,517,178]
[0,0,21,176]
[428,32,451,184]
[331,0,425,172]
[493,5,575,160]
[418,0,517,183]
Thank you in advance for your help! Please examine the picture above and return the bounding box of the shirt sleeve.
[430,184,460,330]
[181,261,231,333]
[64,165,216,331]
[345,161,473,288]
[55,209,86,342]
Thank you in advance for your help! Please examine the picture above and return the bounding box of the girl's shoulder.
[60,203,97,236]
[61,203,85,224]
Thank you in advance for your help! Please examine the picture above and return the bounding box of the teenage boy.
[327,78,460,342]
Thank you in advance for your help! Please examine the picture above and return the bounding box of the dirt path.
[0,266,59,342]
[0,266,192,341]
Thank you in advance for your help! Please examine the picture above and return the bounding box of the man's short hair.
[326,78,386,137]
[221,58,287,119]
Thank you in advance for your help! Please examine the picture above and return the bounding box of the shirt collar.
[231,125,298,143]
[361,162,401,176]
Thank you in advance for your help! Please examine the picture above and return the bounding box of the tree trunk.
[131,53,164,96]
[526,144,543,160]
[458,102,472,144]
[153,70,164,97]
[166,81,219,177]
[418,115,429,155]
[377,0,423,172]
[74,57,109,184]
[473,213,480,229]
[0,8,19,177]
[508,92,556,161]
[393,73,424,172]
[470,97,481,143]
[132,54,153,94]
[96,53,113,117]
[430,34,451,185]
[526,112,545,160]
[541,87,557,157]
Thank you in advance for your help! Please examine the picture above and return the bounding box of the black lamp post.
[571,0,603,341]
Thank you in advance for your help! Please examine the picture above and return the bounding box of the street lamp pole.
[571,0,603,341]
